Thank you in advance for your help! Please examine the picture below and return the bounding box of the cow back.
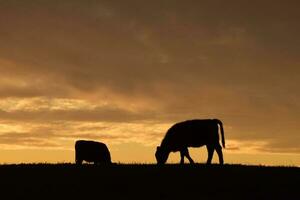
[75,140,111,163]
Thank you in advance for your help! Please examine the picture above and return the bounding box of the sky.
[0,0,299,165]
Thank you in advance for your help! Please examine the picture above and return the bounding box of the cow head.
[155,146,169,164]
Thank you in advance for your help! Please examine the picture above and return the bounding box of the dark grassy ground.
[0,163,299,199]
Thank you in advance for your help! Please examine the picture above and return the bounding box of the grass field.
[0,163,299,199]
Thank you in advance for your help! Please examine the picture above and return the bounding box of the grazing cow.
[75,140,111,164]
[155,119,225,165]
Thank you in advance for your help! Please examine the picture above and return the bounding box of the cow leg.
[215,143,224,165]
[184,148,194,164]
[76,159,83,165]
[180,148,194,164]
[206,145,214,165]
[180,150,185,164]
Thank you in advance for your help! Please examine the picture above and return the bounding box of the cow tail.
[108,151,112,163]
[214,119,225,148]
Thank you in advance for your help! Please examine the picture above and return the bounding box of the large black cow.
[155,119,225,165]
[75,140,111,164]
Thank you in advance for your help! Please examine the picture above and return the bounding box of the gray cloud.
[0,0,299,153]
[0,106,158,123]
[0,125,130,148]
[255,139,300,154]
[0,132,60,148]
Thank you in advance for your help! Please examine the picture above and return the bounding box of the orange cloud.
[0,0,299,163]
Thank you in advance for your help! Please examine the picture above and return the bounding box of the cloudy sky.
[0,0,299,165]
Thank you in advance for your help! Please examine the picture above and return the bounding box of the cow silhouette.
[75,140,111,164]
[155,119,225,165]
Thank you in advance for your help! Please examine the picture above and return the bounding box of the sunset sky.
[0,0,299,165]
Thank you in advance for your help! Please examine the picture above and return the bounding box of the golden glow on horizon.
[1,148,300,167]
[0,1,299,165]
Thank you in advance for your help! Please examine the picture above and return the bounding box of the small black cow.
[155,119,225,165]
[75,140,111,164]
